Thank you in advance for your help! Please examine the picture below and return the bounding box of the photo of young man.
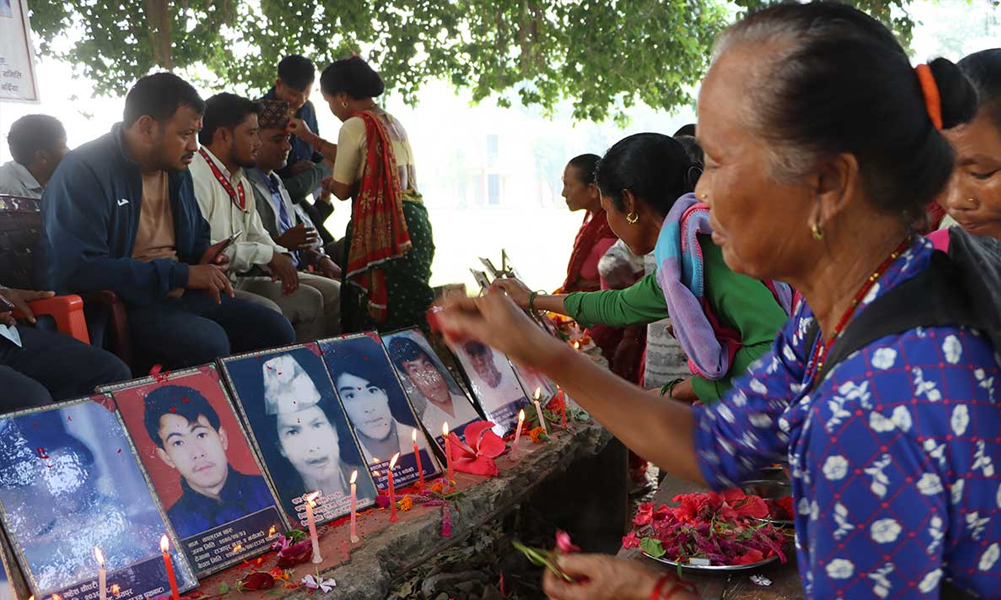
[143,385,277,539]
[384,329,482,448]
[452,340,530,435]
[107,366,286,575]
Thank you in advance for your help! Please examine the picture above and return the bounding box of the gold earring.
[698,192,708,200]
[626,212,639,225]
[811,221,824,241]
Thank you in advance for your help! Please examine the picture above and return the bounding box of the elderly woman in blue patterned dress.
[433,4,1000,600]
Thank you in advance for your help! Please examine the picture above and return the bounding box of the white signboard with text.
[0,0,39,102]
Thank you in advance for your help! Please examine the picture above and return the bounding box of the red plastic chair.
[10,294,91,344]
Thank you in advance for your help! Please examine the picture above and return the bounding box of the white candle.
[350,470,359,543]
[304,491,323,564]
[94,547,106,600]
[512,409,525,455]
[533,388,548,435]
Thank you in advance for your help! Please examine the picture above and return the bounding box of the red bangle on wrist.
[649,575,672,600]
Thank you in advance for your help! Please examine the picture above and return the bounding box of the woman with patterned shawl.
[497,134,792,404]
[290,56,434,333]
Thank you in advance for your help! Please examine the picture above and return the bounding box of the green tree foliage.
[27,0,923,122]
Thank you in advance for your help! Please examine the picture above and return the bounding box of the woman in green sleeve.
[495,133,792,403]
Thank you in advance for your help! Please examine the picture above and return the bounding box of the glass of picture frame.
[102,365,288,576]
[450,338,531,436]
[219,345,379,530]
[0,396,198,600]
[382,328,484,454]
[318,333,441,491]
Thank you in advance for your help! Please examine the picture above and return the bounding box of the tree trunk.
[145,0,173,71]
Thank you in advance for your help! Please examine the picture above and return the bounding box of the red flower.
[733,495,769,520]
[633,503,671,526]
[275,539,313,568]
[555,530,580,553]
[732,548,764,565]
[621,531,641,549]
[239,572,276,591]
[449,421,506,477]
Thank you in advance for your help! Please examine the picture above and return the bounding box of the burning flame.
[411,429,418,443]
[94,547,104,566]
[268,525,277,537]
[518,409,525,423]
[159,535,169,553]
[231,543,243,554]
[350,470,358,484]
[51,596,62,600]
[534,388,541,401]
[305,491,321,506]
[111,585,120,595]
[442,422,449,436]
[389,452,400,469]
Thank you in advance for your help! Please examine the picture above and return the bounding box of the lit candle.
[350,470,359,543]
[533,388,548,435]
[412,429,425,488]
[512,409,525,455]
[94,547,106,600]
[388,452,400,523]
[303,491,323,564]
[558,387,567,428]
[442,422,454,486]
[159,535,180,600]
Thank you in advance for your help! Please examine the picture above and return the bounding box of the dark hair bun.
[320,56,385,99]
[928,57,978,129]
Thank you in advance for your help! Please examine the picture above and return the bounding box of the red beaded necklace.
[809,237,912,375]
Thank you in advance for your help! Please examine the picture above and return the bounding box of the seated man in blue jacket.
[37,72,295,369]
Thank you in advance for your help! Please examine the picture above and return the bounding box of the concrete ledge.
[195,421,614,600]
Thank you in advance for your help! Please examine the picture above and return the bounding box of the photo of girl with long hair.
[319,334,440,491]
[221,346,377,527]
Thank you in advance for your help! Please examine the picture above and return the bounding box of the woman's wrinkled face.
[694,48,814,281]
[943,109,1001,240]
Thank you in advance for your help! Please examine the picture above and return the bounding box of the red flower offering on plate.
[625,490,787,567]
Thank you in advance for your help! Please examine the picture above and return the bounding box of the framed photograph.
[451,339,531,436]
[102,366,287,576]
[219,345,378,529]
[478,257,500,279]
[0,532,21,600]
[469,269,491,292]
[319,334,441,491]
[511,363,556,400]
[382,328,483,454]
[0,397,197,600]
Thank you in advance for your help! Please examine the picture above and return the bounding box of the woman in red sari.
[290,57,435,333]
[559,154,647,385]
[561,154,617,294]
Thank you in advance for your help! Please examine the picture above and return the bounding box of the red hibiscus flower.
[275,539,313,568]
[449,421,506,477]
[732,548,765,565]
[621,531,641,549]
[239,572,276,591]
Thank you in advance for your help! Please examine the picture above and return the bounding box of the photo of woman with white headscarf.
[221,346,377,527]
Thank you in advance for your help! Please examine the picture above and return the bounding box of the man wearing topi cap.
[247,99,341,336]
